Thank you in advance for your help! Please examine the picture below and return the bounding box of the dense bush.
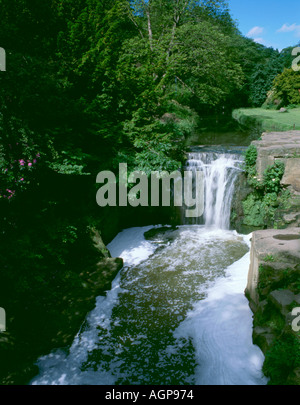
[242,145,287,228]
[273,68,300,107]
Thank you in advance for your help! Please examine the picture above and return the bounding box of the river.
[30,150,268,386]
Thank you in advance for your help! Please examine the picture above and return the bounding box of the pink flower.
[28,162,32,167]
[36,153,40,158]
[19,159,25,166]
[6,190,15,199]
[33,159,37,164]
[20,178,24,182]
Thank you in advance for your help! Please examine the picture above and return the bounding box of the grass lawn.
[232,107,300,132]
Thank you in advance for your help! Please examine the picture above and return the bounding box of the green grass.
[233,107,300,132]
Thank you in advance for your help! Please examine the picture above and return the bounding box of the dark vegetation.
[253,263,300,385]
[242,145,290,229]
[0,0,298,384]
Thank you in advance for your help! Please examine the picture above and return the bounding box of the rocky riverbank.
[231,130,300,232]
[239,130,300,385]
[0,227,123,385]
[245,228,300,385]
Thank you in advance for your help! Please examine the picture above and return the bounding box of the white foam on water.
[107,225,159,267]
[174,233,268,385]
[31,226,158,385]
[31,226,267,386]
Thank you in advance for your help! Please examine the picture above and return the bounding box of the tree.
[114,0,243,171]
[273,68,300,106]
[249,54,284,107]
[226,34,285,107]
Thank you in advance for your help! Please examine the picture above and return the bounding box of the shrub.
[263,161,285,193]
[242,144,287,228]
[263,333,300,385]
[244,144,258,175]
[273,68,300,107]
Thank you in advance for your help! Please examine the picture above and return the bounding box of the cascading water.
[30,148,267,386]
[184,150,244,229]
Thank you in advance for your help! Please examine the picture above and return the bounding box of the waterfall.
[183,150,243,229]
[30,148,268,387]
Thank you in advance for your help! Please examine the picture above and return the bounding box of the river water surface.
[31,225,267,385]
[31,149,268,385]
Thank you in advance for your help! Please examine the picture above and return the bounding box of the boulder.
[281,158,300,192]
[269,290,298,316]
[249,131,300,228]
[252,130,300,180]
[246,228,300,306]
[253,326,276,354]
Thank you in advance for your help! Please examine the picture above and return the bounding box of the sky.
[227,0,300,51]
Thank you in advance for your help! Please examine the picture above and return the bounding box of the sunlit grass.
[233,107,300,132]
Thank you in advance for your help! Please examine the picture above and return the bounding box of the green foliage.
[228,36,287,108]
[173,22,244,108]
[242,191,278,227]
[254,262,300,385]
[263,332,300,385]
[242,144,287,228]
[48,150,91,175]
[263,161,285,193]
[249,55,285,107]
[273,69,300,107]
[243,144,258,177]
[242,193,265,227]
[0,0,298,382]
[263,255,275,262]
[0,116,42,199]
[258,264,300,298]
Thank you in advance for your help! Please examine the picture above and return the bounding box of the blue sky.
[227,0,300,51]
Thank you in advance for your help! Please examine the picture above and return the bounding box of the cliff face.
[244,130,300,385]
[245,228,300,385]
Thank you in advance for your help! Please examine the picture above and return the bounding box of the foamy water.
[174,233,267,385]
[31,225,267,386]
